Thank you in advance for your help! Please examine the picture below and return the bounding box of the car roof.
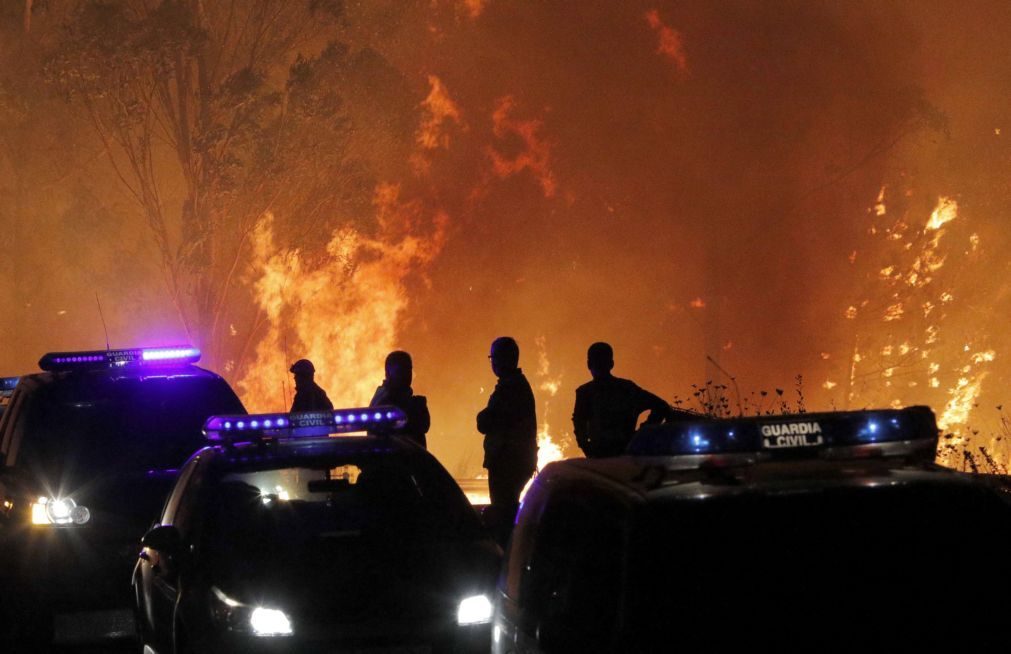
[534,455,987,504]
[16,364,226,388]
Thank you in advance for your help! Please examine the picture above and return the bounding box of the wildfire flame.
[237,185,448,412]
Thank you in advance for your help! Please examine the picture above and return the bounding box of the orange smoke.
[237,184,449,412]
[487,96,557,198]
[645,9,689,75]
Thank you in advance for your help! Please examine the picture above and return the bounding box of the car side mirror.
[141,524,183,555]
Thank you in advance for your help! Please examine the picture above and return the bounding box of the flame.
[645,9,689,74]
[487,96,557,198]
[237,185,448,412]
[416,75,463,151]
[926,196,958,231]
[532,336,568,471]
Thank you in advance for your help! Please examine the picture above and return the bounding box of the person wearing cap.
[289,359,334,413]
[369,350,430,448]
[572,342,681,458]
[477,337,537,539]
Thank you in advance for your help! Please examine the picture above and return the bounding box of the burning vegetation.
[2,1,1011,475]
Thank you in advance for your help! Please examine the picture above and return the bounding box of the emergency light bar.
[628,406,938,463]
[39,346,201,371]
[0,376,18,395]
[204,406,408,442]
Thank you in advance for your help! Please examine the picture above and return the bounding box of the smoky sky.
[2,0,1010,471]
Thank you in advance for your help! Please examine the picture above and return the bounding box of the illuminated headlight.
[250,607,293,637]
[457,594,493,626]
[212,587,293,637]
[30,496,91,526]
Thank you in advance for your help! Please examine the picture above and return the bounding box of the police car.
[0,346,245,649]
[494,406,1011,653]
[133,406,500,654]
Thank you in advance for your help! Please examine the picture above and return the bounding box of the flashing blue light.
[0,377,18,393]
[39,346,200,371]
[204,406,408,442]
[141,347,201,362]
[628,406,938,459]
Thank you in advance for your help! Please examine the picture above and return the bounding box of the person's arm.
[633,384,673,424]
[411,396,431,435]
[572,388,589,450]
[477,382,515,435]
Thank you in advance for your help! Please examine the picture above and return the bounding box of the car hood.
[213,536,499,623]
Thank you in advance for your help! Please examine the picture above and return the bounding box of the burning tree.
[45,0,355,366]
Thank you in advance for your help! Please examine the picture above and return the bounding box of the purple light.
[224,421,232,429]
[360,413,370,422]
[250,420,260,429]
[264,420,273,428]
[334,415,344,424]
[277,418,287,427]
[373,412,382,421]
[348,414,356,423]
[141,347,201,363]
[386,411,395,419]
[237,421,245,429]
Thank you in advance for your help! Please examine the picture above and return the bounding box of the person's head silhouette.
[385,351,413,390]
[587,342,615,381]
[290,359,316,390]
[489,337,520,378]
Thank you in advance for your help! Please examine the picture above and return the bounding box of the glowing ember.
[926,197,958,231]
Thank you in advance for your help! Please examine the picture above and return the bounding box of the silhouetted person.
[369,350,430,448]
[289,359,334,413]
[477,337,537,540]
[573,342,676,458]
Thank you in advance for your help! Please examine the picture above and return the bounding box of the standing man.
[477,337,537,536]
[369,350,430,448]
[572,342,677,458]
[289,359,334,413]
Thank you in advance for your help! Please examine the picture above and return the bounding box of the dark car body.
[134,429,500,654]
[493,407,1011,653]
[0,355,245,648]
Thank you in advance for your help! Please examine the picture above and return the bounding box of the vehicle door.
[141,455,204,649]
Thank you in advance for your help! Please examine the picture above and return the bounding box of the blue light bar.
[204,406,408,442]
[39,346,201,371]
[0,377,18,394]
[628,406,938,462]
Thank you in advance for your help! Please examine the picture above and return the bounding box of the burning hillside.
[1,1,1010,475]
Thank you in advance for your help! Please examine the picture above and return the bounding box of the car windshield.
[204,452,483,572]
[16,374,244,476]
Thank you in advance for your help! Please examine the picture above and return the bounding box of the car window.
[10,375,244,478]
[521,492,624,652]
[202,452,483,571]
[161,457,201,526]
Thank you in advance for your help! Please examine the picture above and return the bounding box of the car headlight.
[250,607,293,637]
[30,496,91,526]
[457,594,493,626]
[211,586,293,637]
